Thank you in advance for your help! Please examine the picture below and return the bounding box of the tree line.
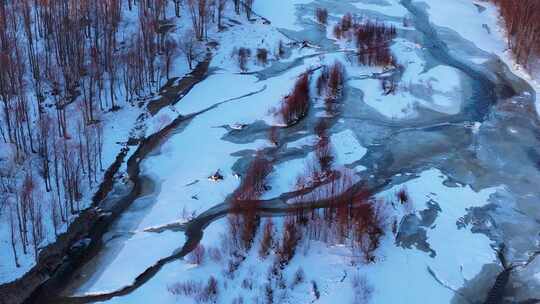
[492,0,540,69]
[0,0,255,267]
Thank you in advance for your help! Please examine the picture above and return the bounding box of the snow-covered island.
[0,0,539,304]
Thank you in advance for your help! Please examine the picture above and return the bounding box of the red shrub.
[238,47,251,72]
[278,73,311,126]
[208,247,222,262]
[168,280,203,297]
[256,48,269,65]
[227,214,242,252]
[357,45,394,67]
[492,0,540,68]
[290,163,386,262]
[234,151,273,201]
[228,206,260,252]
[316,66,329,96]
[278,217,300,266]
[196,276,219,303]
[315,119,328,138]
[315,8,328,25]
[259,219,275,258]
[292,267,305,287]
[341,13,353,33]
[352,199,386,263]
[315,135,334,174]
[268,126,279,146]
[354,20,397,49]
[168,277,219,303]
[228,151,272,253]
[355,21,397,66]
[186,244,206,265]
[331,13,356,41]
[396,187,409,204]
[327,61,345,100]
[241,205,260,251]
[333,24,343,39]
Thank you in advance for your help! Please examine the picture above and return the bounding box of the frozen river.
[26,1,540,303]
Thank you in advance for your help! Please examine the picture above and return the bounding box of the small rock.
[209,170,224,182]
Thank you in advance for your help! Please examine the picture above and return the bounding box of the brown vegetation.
[259,219,275,258]
[237,47,252,72]
[229,151,273,253]
[168,276,219,303]
[492,0,540,68]
[257,48,269,65]
[233,151,273,201]
[277,73,311,126]
[186,244,206,265]
[292,165,386,263]
[355,21,397,66]
[277,217,301,266]
[315,8,329,25]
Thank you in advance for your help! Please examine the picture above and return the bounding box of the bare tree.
[187,0,209,40]
[217,0,226,30]
[173,0,182,17]
[8,201,19,267]
[163,38,179,80]
[244,0,255,20]
[178,30,205,69]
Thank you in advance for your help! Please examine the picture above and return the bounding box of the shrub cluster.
[315,8,329,25]
[277,73,311,126]
[333,14,397,67]
[168,276,219,303]
[355,21,397,66]
[492,0,540,68]
[317,61,345,105]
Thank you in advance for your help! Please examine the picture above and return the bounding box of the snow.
[420,0,506,59]
[415,65,463,115]
[286,134,318,149]
[75,230,185,295]
[352,0,409,18]
[352,76,418,118]
[367,169,497,303]
[253,0,313,30]
[174,73,261,115]
[330,129,367,168]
